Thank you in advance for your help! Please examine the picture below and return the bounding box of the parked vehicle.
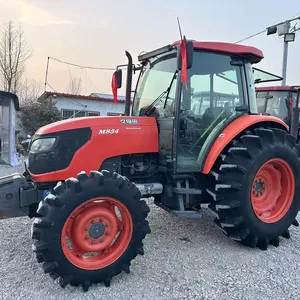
[0,39,300,291]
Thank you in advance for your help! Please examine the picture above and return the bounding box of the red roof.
[256,86,300,92]
[172,40,264,64]
[38,91,126,102]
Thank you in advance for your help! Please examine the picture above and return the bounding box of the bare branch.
[0,20,32,93]
[19,78,43,105]
[67,76,82,94]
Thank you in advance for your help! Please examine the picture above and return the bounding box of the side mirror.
[177,40,194,70]
[111,69,122,103]
[112,69,122,88]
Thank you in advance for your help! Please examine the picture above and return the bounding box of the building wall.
[51,96,125,117]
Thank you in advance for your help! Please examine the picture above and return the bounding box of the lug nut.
[91,240,95,244]
[85,227,89,231]
[99,238,104,242]
[91,220,95,224]
[105,231,110,235]
[99,218,103,222]
[85,235,89,239]
[105,223,109,227]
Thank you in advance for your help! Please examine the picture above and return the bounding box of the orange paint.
[251,158,295,223]
[202,115,288,174]
[31,116,159,182]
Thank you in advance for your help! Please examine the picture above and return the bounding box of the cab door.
[155,75,178,167]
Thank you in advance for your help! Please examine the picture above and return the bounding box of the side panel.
[201,115,288,174]
[32,120,159,182]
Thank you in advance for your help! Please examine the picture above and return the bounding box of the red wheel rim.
[251,158,295,223]
[61,197,133,270]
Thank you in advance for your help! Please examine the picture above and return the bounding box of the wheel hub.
[251,158,295,223]
[61,197,134,270]
[253,178,266,196]
[70,205,119,253]
[88,222,105,239]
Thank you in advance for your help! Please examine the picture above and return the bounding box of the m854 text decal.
[98,129,120,134]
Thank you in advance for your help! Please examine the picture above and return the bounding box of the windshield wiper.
[140,71,178,116]
[140,90,168,116]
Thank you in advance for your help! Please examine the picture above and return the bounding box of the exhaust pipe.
[124,51,133,116]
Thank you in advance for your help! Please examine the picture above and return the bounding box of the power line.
[235,12,300,44]
[291,11,300,19]
[45,81,87,107]
[235,29,266,44]
[49,56,115,71]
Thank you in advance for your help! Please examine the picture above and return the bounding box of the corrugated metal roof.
[90,93,127,100]
[38,91,127,102]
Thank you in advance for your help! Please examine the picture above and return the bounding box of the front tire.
[31,170,151,291]
[208,127,300,250]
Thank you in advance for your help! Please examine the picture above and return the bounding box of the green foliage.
[20,101,62,135]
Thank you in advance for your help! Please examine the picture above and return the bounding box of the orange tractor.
[1,39,300,291]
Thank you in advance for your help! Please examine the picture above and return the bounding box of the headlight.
[30,138,56,153]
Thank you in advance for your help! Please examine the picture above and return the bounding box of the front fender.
[201,115,288,174]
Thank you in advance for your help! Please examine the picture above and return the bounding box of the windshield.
[133,50,248,118]
[133,51,177,117]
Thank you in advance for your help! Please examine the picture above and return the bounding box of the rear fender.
[201,115,288,174]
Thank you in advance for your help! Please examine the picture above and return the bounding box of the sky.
[0,0,299,96]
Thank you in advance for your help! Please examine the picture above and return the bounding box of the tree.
[67,76,82,94]
[20,101,62,135]
[19,78,43,105]
[0,20,32,93]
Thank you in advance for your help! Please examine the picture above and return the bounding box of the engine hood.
[36,116,156,135]
[29,115,159,182]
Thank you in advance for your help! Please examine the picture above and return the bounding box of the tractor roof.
[172,40,264,64]
[256,86,300,92]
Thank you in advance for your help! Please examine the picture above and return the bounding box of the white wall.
[52,96,125,116]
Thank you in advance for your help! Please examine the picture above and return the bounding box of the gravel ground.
[0,165,300,300]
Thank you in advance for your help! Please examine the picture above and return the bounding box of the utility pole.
[281,21,290,86]
[267,16,300,86]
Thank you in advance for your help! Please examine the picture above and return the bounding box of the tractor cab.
[113,40,262,173]
[255,86,300,125]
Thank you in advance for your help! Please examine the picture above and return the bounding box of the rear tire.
[208,127,300,250]
[31,170,151,291]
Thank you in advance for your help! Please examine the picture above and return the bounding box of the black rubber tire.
[31,170,151,291]
[207,127,300,250]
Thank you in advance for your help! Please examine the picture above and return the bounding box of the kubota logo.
[98,129,120,134]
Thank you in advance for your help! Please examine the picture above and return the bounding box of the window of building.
[107,112,122,116]
[61,109,100,119]
[87,112,100,116]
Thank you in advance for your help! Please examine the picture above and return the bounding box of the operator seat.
[201,106,224,127]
